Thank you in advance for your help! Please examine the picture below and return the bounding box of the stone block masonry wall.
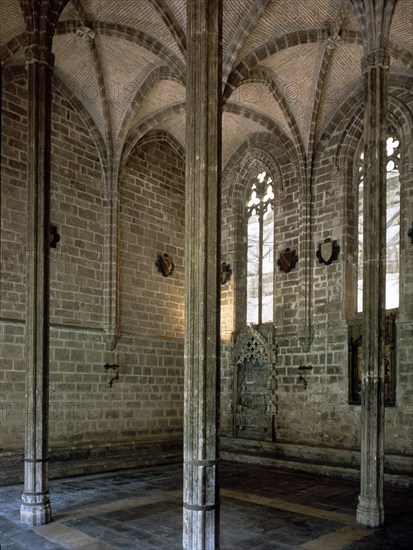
[0,321,26,450]
[391,319,413,454]
[220,159,305,439]
[1,78,28,452]
[274,125,412,454]
[1,326,184,455]
[50,91,105,327]
[120,139,185,339]
[48,329,183,448]
[275,322,361,448]
[1,76,185,468]
[220,98,413,469]
[276,129,360,450]
[273,165,301,328]
[220,341,234,436]
[278,145,362,449]
[0,79,27,321]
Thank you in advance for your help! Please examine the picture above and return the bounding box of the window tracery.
[350,130,401,406]
[247,170,274,325]
[357,134,401,312]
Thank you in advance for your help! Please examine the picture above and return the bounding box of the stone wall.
[1,75,185,470]
[1,77,28,454]
[220,88,413,477]
[50,91,105,329]
[1,70,412,484]
[120,138,185,339]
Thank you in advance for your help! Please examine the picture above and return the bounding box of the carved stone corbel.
[361,49,390,73]
[25,44,55,69]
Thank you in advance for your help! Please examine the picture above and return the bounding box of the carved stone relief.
[233,325,277,441]
[348,313,396,406]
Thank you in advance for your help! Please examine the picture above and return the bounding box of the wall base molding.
[3,437,411,489]
[1,439,183,485]
[221,437,413,488]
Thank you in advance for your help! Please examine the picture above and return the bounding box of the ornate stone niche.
[348,312,396,405]
[233,325,277,441]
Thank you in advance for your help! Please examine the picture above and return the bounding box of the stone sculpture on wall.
[233,325,277,441]
[348,313,396,405]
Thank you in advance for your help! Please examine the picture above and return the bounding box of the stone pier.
[20,41,54,526]
[183,1,222,548]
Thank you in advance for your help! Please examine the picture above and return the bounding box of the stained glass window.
[247,171,274,324]
[357,135,400,312]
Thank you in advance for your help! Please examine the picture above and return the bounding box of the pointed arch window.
[357,134,401,312]
[350,131,400,405]
[247,171,274,324]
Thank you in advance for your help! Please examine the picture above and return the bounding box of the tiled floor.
[1,462,412,549]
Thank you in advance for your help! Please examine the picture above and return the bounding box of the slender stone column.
[299,186,313,352]
[183,1,222,548]
[20,43,54,526]
[103,164,119,352]
[356,48,390,528]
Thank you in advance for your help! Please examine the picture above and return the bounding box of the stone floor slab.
[1,462,412,549]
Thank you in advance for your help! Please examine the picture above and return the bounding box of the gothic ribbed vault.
[2,0,412,170]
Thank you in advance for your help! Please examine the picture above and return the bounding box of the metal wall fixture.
[104,363,119,387]
[298,364,313,389]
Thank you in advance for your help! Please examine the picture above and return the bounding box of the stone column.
[183,1,222,549]
[298,185,314,352]
[356,48,390,528]
[20,43,54,526]
[103,164,119,352]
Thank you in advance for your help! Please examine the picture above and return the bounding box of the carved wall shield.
[277,247,298,273]
[316,238,340,265]
[155,253,175,277]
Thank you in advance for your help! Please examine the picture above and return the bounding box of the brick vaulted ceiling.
[1,0,413,170]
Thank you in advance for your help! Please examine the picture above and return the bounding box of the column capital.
[361,48,390,73]
[25,44,55,70]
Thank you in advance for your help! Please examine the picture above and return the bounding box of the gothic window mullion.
[258,202,264,325]
[357,134,400,312]
[247,170,275,325]
[350,131,400,406]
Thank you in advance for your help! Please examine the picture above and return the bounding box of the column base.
[356,496,384,527]
[183,509,219,550]
[20,493,52,526]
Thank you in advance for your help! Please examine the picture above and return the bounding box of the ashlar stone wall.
[1,76,29,452]
[1,74,185,469]
[120,138,185,339]
[220,87,413,471]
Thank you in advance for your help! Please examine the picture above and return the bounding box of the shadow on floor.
[1,462,412,549]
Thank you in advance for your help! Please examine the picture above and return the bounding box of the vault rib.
[149,0,187,57]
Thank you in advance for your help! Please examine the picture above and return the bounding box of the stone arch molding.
[239,148,284,203]
[225,142,291,211]
[233,325,277,441]
[331,84,413,323]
